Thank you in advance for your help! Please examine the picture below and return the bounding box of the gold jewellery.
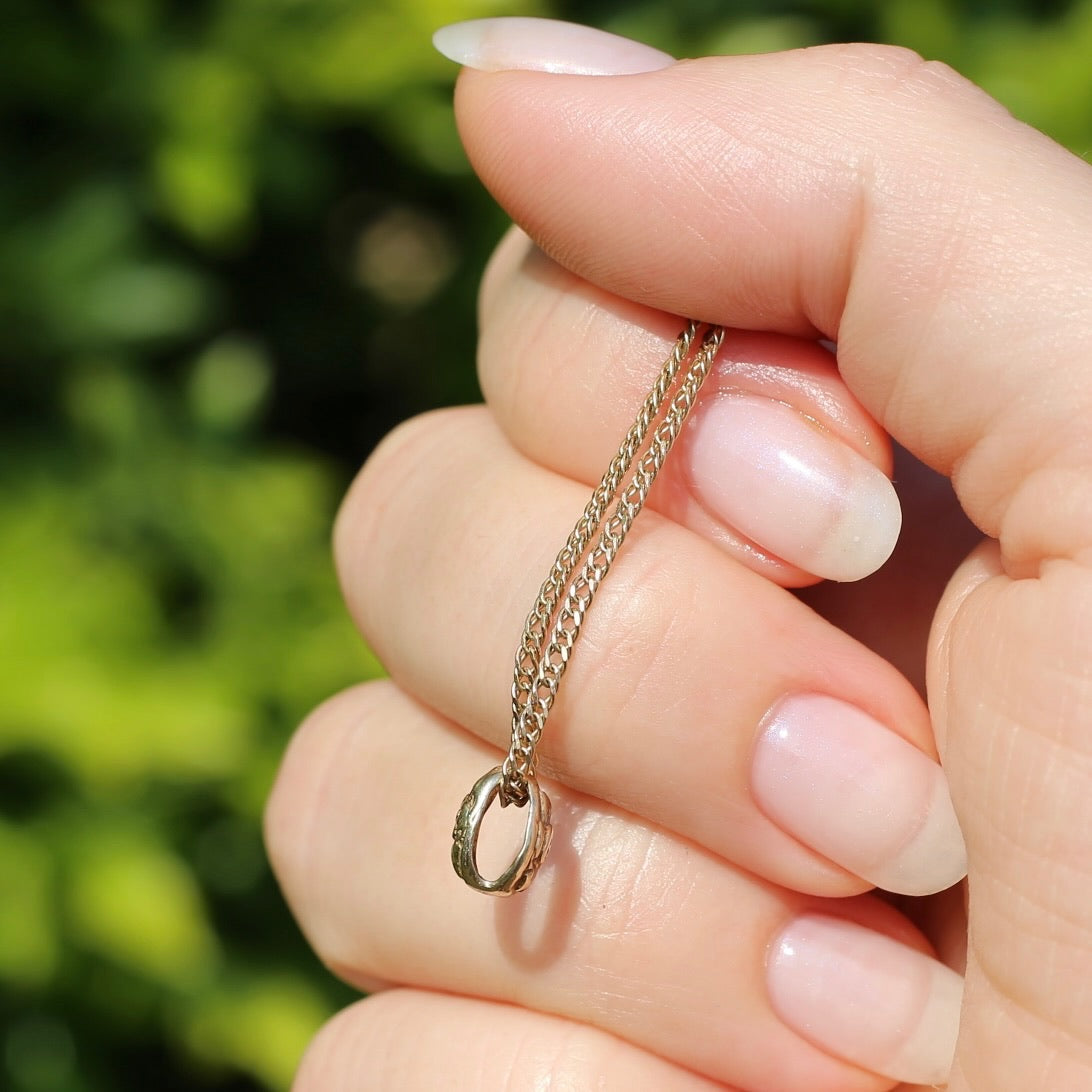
[451,322,726,895]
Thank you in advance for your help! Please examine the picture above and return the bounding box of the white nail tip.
[433,18,675,76]
[808,463,902,583]
[685,395,902,583]
[768,915,963,1086]
[752,695,967,897]
[870,771,968,897]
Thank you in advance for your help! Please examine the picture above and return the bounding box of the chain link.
[500,323,726,805]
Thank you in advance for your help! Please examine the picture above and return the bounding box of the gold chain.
[452,322,726,894]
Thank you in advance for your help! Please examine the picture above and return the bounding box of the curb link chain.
[452,322,726,894]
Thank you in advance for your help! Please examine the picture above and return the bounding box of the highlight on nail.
[768,914,963,1086]
[685,392,902,581]
[433,17,675,76]
[751,693,967,896]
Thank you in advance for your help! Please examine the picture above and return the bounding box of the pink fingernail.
[752,694,966,896]
[433,18,675,76]
[769,914,963,1085]
[685,393,901,581]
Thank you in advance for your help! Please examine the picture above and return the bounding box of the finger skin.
[797,444,980,696]
[335,406,938,896]
[475,230,894,584]
[931,548,1092,1088]
[449,42,1092,1089]
[267,679,936,1092]
[295,989,736,1092]
[453,45,1092,556]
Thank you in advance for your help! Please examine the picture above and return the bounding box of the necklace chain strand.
[452,322,726,895]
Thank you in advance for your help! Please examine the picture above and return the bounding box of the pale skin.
[266,38,1092,1092]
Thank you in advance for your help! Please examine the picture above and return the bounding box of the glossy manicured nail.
[685,393,901,581]
[752,694,966,896]
[768,914,963,1085]
[433,17,674,75]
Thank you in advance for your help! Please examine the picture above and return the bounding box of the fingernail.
[685,393,901,581]
[768,914,963,1086]
[433,17,674,76]
[752,694,966,896]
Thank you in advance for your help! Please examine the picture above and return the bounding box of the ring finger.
[266,680,963,1091]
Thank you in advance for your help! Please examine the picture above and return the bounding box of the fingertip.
[768,914,963,1086]
[684,392,902,583]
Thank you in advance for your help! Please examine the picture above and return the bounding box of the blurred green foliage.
[2,0,1090,1089]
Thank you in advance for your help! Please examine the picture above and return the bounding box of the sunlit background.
[3,1,1091,1089]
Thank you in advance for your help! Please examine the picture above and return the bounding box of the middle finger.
[335,406,965,898]
[477,228,900,585]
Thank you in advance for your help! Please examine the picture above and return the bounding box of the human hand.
[266,20,1092,1091]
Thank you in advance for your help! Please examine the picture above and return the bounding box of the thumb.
[439,21,1092,1088]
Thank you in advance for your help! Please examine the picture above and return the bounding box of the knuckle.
[506,1018,644,1092]
[333,408,453,564]
[785,43,1006,155]
[478,250,573,424]
[292,994,396,1092]
[331,405,484,636]
[291,1003,351,1091]
[822,40,929,81]
[294,990,651,1092]
[818,41,937,95]
[478,223,534,328]
[825,42,1004,124]
[264,680,397,954]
